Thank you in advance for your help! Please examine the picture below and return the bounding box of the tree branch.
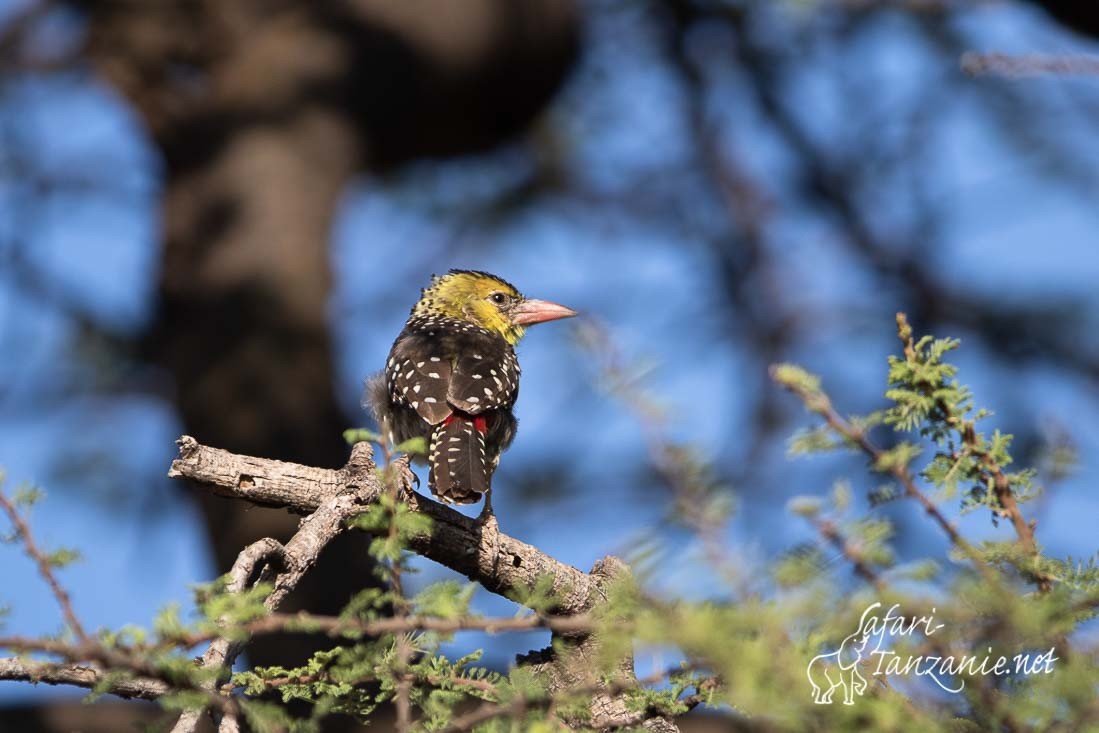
[0,657,168,700]
[171,441,380,733]
[168,436,600,615]
[770,365,999,587]
[174,610,596,648]
[892,313,1051,592]
[0,436,681,730]
[0,489,88,643]
[168,435,679,731]
[0,636,238,716]
[961,52,1099,78]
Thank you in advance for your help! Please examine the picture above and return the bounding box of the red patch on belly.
[443,413,489,434]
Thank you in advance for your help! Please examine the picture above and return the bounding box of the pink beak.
[510,299,578,326]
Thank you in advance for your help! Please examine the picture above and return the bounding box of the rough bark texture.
[170,436,597,612]
[169,436,679,731]
[517,557,678,732]
[172,443,380,733]
[0,659,170,701]
[67,0,580,678]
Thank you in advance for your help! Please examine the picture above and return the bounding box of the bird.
[367,270,576,508]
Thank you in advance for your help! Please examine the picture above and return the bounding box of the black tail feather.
[428,417,489,504]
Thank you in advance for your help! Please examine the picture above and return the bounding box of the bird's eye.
[490,292,507,305]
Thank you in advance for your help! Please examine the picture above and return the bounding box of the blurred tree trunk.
[1025,1,1099,38]
[150,107,365,668]
[71,0,579,672]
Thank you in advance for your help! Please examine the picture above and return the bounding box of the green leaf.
[395,436,427,455]
[350,505,390,533]
[507,574,563,614]
[11,485,42,508]
[413,581,477,620]
[394,506,433,539]
[872,441,921,472]
[152,603,186,641]
[831,480,852,512]
[344,428,382,446]
[787,426,846,455]
[786,496,822,518]
[770,363,821,393]
[239,699,296,733]
[773,546,824,587]
[45,548,82,568]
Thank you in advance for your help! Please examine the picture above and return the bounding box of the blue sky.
[3,0,1099,703]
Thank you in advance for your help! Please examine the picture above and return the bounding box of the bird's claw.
[476,489,497,530]
[392,454,419,496]
[476,507,499,538]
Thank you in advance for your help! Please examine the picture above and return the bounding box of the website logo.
[807,602,1057,705]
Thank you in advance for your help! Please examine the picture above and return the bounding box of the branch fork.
[166,435,676,731]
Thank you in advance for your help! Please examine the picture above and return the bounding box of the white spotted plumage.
[368,270,571,504]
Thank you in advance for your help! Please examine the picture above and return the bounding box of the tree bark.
[167,436,680,732]
[71,0,579,673]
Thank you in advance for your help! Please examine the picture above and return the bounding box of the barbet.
[368,270,576,506]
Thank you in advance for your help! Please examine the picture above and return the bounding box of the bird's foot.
[476,491,498,533]
[392,454,419,497]
[475,508,499,547]
[478,510,498,531]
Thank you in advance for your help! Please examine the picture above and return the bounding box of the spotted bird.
[367,270,576,506]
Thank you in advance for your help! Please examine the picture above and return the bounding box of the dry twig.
[0,489,88,642]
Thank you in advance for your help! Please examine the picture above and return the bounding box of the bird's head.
[412,270,576,345]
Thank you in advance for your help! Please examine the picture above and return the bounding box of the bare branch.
[0,489,88,642]
[169,537,285,733]
[0,636,238,716]
[168,435,679,731]
[172,442,379,733]
[180,610,595,647]
[1,436,689,729]
[168,436,600,615]
[962,52,1099,78]
[0,657,168,700]
[810,517,886,592]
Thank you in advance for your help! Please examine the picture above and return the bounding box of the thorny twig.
[0,488,88,643]
[0,635,240,717]
[439,666,716,733]
[171,441,381,733]
[893,313,1052,592]
[809,517,886,592]
[147,611,596,652]
[962,52,1099,78]
[770,363,999,585]
[0,435,687,731]
[576,321,744,595]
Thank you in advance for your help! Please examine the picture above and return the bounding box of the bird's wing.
[387,333,453,425]
[447,344,519,415]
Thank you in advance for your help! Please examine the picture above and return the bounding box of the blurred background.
[1,0,1098,729]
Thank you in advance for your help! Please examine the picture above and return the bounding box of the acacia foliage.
[1,315,1097,732]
